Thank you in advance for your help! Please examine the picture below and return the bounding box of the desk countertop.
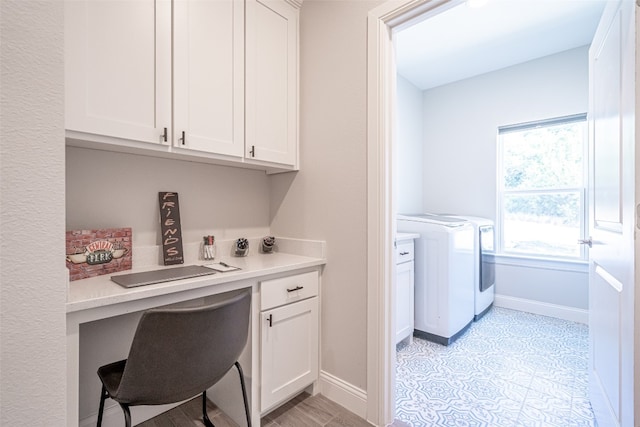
[67,252,326,314]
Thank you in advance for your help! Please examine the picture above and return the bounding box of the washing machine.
[449,216,496,320]
[397,214,475,345]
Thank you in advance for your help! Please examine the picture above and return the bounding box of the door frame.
[366,0,462,424]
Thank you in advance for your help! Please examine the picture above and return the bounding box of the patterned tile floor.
[395,307,595,427]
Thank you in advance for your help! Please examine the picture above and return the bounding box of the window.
[497,114,587,260]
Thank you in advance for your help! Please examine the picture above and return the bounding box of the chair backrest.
[113,290,251,405]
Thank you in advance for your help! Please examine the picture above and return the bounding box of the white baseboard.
[318,370,367,419]
[494,294,588,324]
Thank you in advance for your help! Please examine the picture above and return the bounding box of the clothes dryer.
[397,214,475,345]
[449,216,495,320]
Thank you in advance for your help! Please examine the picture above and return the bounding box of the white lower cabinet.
[396,239,415,344]
[260,271,319,414]
[396,260,414,344]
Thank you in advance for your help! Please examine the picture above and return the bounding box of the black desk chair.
[96,290,252,427]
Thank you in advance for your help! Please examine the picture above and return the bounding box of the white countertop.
[67,252,325,314]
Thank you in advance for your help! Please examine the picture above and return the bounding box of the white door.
[587,1,636,426]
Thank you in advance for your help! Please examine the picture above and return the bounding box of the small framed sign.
[65,228,132,281]
[158,191,184,265]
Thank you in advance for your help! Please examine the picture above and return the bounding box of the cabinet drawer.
[261,271,318,310]
[396,241,414,264]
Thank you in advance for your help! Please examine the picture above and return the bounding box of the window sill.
[491,253,588,273]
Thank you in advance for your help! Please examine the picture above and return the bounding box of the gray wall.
[1,2,67,424]
[396,46,589,310]
[269,0,384,391]
[396,76,424,214]
[496,260,588,310]
[421,45,588,219]
[66,147,271,246]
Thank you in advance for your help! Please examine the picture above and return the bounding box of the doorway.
[365,1,629,426]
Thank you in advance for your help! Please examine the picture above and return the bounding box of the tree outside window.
[498,115,587,259]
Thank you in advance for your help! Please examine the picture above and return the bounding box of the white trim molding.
[366,0,459,425]
[494,294,589,324]
[319,371,368,419]
[493,254,589,273]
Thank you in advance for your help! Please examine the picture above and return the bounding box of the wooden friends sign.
[158,192,184,265]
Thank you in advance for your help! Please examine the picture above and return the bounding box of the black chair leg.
[202,390,215,427]
[97,384,108,427]
[119,403,132,427]
[234,361,252,427]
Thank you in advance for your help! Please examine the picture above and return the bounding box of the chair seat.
[97,359,126,400]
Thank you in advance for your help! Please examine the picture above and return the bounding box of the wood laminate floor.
[136,391,387,427]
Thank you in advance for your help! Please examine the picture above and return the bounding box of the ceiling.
[394,0,608,91]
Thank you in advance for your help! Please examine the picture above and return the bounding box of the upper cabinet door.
[245,0,299,167]
[65,0,171,145]
[173,0,245,157]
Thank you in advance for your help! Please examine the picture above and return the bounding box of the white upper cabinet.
[65,0,300,172]
[65,0,171,145]
[245,0,298,167]
[173,0,244,157]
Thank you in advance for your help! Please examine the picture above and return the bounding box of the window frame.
[496,113,589,261]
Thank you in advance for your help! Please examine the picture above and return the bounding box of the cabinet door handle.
[399,251,409,256]
[162,127,168,142]
[286,285,304,293]
[249,145,255,157]
[267,313,273,327]
[180,131,186,145]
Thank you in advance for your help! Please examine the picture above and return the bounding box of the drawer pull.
[399,251,410,256]
[287,285,304,293]
[267,313,273,327]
